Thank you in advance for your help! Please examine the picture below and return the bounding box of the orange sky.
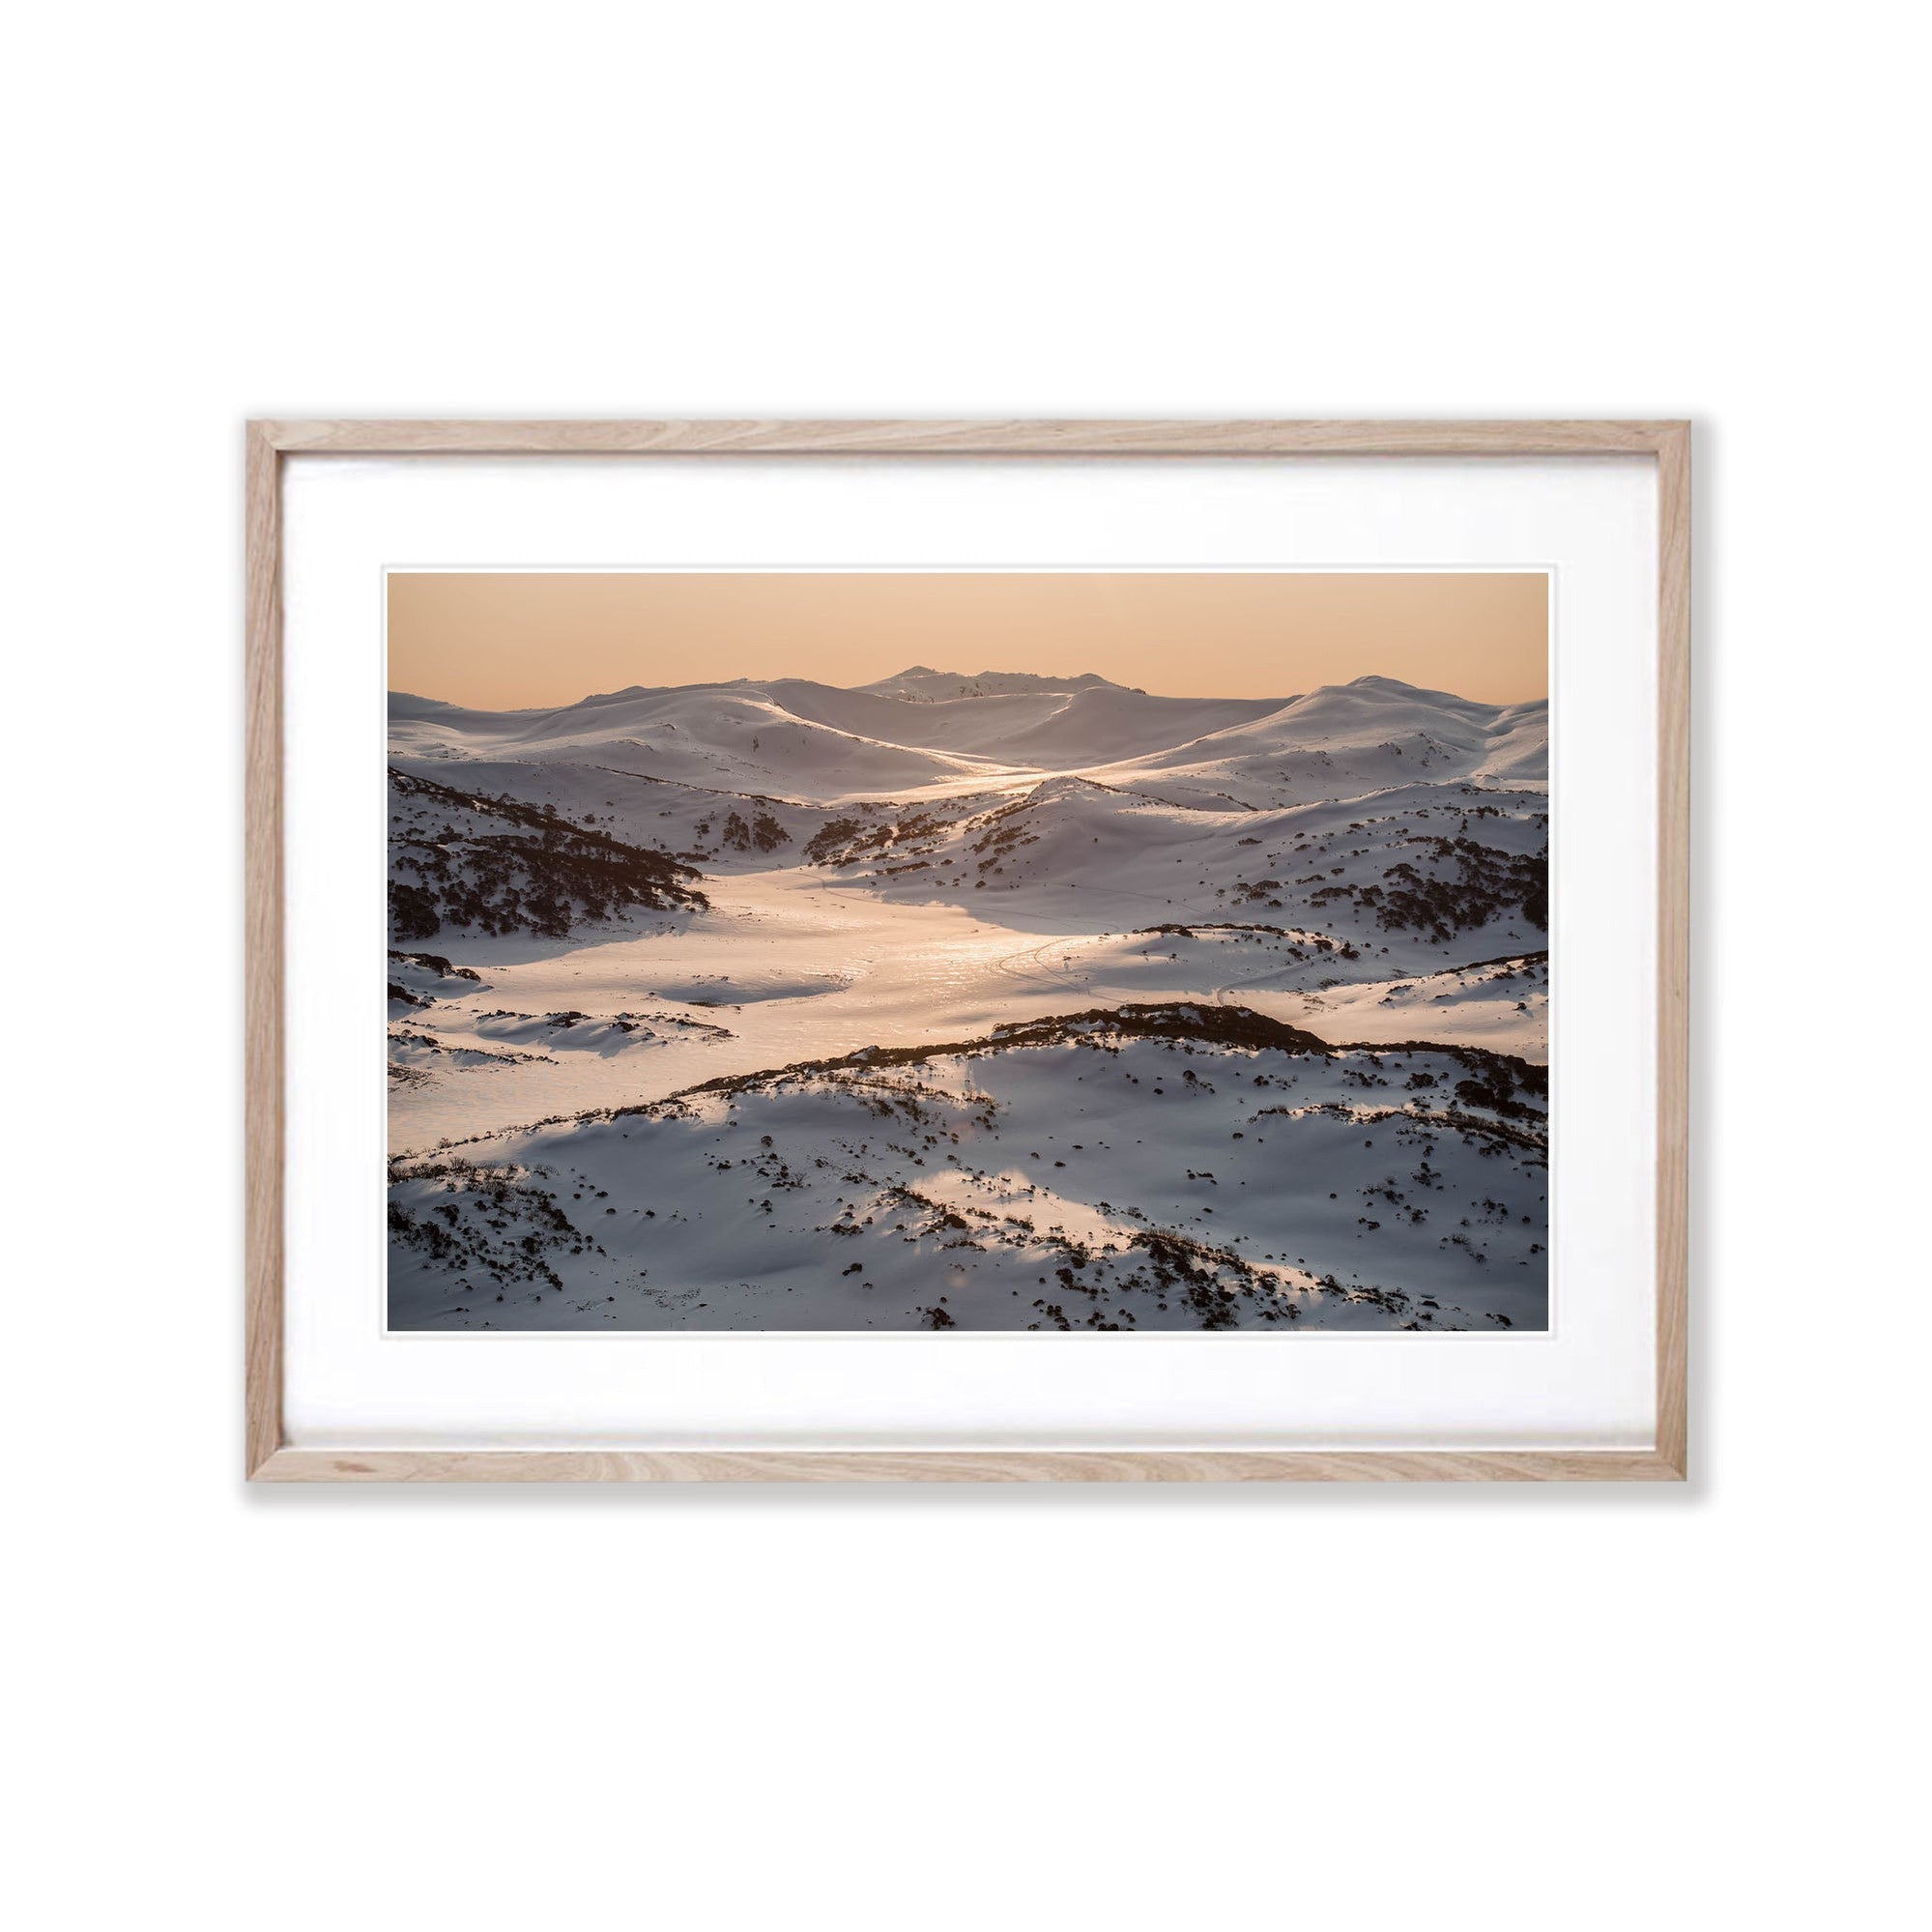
[388,571,1548,708]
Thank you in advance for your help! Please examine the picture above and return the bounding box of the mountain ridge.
[387,671,1546,807]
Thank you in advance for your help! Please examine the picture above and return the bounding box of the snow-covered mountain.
[855,665,1127,701]
[1098,675,1547,805]
[389,669,1535,804]
[387,668,1550,1331]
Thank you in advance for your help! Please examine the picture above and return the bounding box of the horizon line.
[388,668,1548,714]
[387,572,1549,710]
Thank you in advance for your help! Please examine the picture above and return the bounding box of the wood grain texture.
[245,423,284,1478]
[243,418,1691,1484]
[258,418,1682,458]
[1654,423,1692,1478]
[252,1448,1686,1484]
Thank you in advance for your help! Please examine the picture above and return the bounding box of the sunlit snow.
[387,669,1549,1330]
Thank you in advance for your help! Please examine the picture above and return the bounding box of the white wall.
[8,5,1923,1929]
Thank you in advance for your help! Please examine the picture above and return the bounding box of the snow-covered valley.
[388,667,1550,1330]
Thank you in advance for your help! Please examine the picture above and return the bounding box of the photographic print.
[387,569,1549,1333]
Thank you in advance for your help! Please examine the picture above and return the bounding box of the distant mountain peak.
[859,665,1127,699]
[1329,672,1526,713]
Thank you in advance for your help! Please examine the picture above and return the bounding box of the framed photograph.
[246,419,1688,1482]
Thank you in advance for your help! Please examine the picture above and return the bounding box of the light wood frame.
[246,418,1689,1483]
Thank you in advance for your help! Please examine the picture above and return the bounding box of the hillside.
[390,1005,1547,1332]
[388,766,706,947]
[1098,675,1548,807]
[387,665,1551,1329]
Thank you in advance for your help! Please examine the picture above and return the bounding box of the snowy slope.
[390,1007,1547,1333]
[387,667,1551,1329]
[1099,676,1549,808]
[389,671,1296,796]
